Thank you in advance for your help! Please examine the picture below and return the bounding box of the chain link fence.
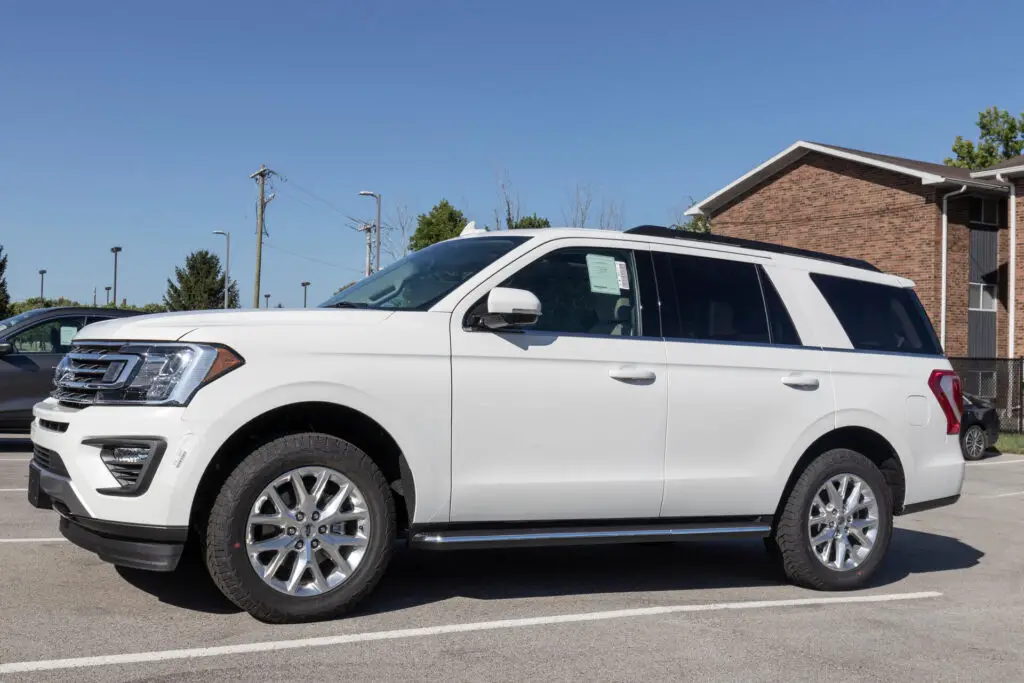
[948,357,1024,433]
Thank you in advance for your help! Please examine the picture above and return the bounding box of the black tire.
[960,424,987,461]
[772,448,893,591]
[205,433,395,623]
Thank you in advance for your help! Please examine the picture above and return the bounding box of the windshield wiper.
[329,301,371,309]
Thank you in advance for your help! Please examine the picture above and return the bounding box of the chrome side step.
[409,519,772,550]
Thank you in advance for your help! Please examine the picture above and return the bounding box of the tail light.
[928,369,963,435]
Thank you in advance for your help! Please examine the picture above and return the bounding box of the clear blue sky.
[3,1,1023,307]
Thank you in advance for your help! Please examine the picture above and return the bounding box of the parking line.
[0,457,30,462]
[981,490,1024,499]
[0,591,941,674]
[0,488,27,492]
[0,537,66,544]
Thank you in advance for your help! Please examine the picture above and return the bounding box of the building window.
[969,282,997,312]
[969,197,1000,226]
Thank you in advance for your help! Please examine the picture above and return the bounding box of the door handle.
[781,375,819,390]
[609,367,656,382]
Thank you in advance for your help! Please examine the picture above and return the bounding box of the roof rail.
[624,225,880,273]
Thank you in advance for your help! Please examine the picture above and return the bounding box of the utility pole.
[359,191,382,272]
[214,231,231,309]
[250,165,276,308]
[93,287,97,307]
[104,286,111,305]
[110,247,122,308]
[38,270,46,301]
[264,293,271,308]
[356,222,373,276]
[301,281,311,308]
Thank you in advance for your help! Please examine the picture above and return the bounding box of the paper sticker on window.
[585,254,620,294]
[615,261,630,290]
[60,326,77,347]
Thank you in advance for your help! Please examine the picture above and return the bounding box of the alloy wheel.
[807,473,880,572]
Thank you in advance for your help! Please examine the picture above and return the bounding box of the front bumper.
[29,460,187,571]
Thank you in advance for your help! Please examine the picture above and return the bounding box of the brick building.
[687,141,1024,364]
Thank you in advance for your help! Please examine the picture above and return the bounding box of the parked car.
[0,307,142,432]
[27,226,966,623]
[960,393,999,461]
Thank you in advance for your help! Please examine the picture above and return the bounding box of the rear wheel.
[960,424,987,461]
[205,433,395,623]
[772,449,893,590]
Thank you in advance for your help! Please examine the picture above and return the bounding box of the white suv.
[27,225,965,623]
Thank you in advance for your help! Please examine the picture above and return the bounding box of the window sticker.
[60,326,77,346]
[615,261,630,290]
[585,254,620,294]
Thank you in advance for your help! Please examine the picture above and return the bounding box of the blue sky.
[2,1,1023,307]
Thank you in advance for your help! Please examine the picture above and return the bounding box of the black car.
[0,307,142,432]
[960,393,999,461]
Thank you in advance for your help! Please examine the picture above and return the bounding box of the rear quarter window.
[810,273,941,356]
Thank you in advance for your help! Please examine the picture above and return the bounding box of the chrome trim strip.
[414,525,771,545]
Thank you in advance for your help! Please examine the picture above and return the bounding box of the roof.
[972,153,1024,179]
[686,140,1009,217]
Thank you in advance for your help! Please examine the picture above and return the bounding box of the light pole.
[104,286,112,305]
[264,293,271,308]
[213,231,231,309]
[359,190,382,272]
[38,269,46,301]
[110,247,122,308]
[301,281,311,308]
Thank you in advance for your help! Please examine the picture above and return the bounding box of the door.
[653,250,836,518]
[449,239,668,522]
[0,316,86,425]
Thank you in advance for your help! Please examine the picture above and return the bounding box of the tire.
[772,448,893,591]
[205,433,396,623]
[960,424,987,461]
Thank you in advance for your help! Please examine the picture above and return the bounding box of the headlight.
[54,343,244,407]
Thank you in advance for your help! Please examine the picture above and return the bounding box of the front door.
[449,239,667,522]
[0,316,86,425]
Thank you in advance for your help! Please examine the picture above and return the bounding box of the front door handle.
[609,366,657,382]
[782,375,820,390]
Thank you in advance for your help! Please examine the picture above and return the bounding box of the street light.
[359,190,382,273]
[213,231,231,309]
[301,281,311,308]
[110,247,122,308]
[38,269,46,301]
[104,286,112,305]
[264,293,271,308]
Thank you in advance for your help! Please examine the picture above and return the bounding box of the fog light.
[85,438,166,496]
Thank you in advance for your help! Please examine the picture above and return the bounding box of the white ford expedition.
[27,225,965,623]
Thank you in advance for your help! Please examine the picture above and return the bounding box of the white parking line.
[0,537,66,544]
[0,488,27,492]
[981,490,1024,499]
[0,457,30,462]
[967,458,1024,466]
[0,591,941,674]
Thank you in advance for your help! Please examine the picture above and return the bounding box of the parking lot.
[1,434,1022,682]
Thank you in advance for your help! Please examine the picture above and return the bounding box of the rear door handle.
[782,375,819,390]
[609,367,657,382]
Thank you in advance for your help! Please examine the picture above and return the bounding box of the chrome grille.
[52,342,140,407]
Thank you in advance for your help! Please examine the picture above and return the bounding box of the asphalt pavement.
[1,433,1023,682]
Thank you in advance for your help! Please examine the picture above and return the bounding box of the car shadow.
[0,437,31,453]
[114,528,983,619]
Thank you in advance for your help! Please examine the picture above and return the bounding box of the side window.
[810,273,941,355]
[9,317,86,354]
[757,267,802,346]
[656,252,770,344]
[499,247,644,337]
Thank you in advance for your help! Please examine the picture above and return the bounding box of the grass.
[994,433,1024,455]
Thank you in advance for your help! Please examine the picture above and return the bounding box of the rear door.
[654,248,837,518]
[0,315,87,422]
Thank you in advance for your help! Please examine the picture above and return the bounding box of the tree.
[408,200,468,251]
[945,107,1024,170]
[562,184,593,227]
[163,249,240,311]
[511,213,551,230]
[669,197,711,234]
[0,245,9,319]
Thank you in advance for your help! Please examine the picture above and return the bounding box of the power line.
[262,242,364,274]
[276,173,348,216]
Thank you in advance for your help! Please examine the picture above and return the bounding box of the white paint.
[0,457,30,462]
[0,591,942,675]
[967,457,1024,466]
[0,488,27,492]
[940,185,969,348]
[998,173,1016,357]
[973,163,1024,179]
[0,537,66,544]
[981,490,1024,499]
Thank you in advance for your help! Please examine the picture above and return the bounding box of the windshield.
[320,235,531,311]
[0,308,52,334]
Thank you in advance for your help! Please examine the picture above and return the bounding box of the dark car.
[960,393,999,461]
[0,307,142,432]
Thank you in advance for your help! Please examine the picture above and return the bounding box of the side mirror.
[0,342,11,356]
[477,287,542,330]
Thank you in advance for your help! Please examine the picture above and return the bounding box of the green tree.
[408,200,467,251]
[9,297,82,315]
[0,245,9,319]
[510,213,551,230]
[163,250,240,311]
[945,107,1024,170]
[671,214,710,234]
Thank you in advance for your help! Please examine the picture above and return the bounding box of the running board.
[409,519,772,550]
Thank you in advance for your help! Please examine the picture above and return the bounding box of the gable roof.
[687,140,1009,217]
[972,153,1024,178]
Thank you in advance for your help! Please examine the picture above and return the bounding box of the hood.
[76,308,395,342]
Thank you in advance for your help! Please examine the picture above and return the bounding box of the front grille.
[38,419,69,433]
[52,342,140,407]
[32,445,70,478]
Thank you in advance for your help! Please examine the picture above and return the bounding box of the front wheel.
[204,433,395,623]
[771,448,893,591]
[960,424,987,461]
